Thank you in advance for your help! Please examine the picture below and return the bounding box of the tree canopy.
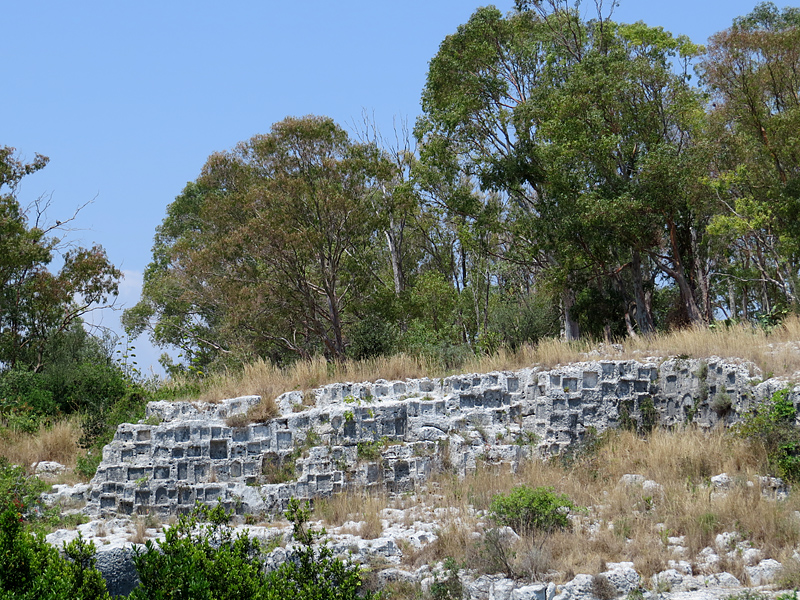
[0,148,121,373]
[128,2,800,372]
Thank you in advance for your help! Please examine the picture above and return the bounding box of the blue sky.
[2,0,782,376]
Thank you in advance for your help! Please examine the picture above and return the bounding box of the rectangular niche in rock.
[210,439,228,460]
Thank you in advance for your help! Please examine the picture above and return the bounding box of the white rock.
[746,558,782,586]
[642,480,663,496]
[696,547,720,571]
[668,560,693,576]
[495,525,522,544]
[710,473,732,490]
[619,474,646,487]
[710,572,741,588]
[714,532,739,551]
[489,577,517,600]
[553,573,594,600]
[34,461,66,479]
[512,583,549,600]
[741,547,762,566]
[653,569,684,591]
[602,562,640,595]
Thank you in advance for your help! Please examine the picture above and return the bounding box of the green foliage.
[0,507,110,599]
[418,3,711,336]
[430,557,464,600]
[736,388,800,482]
[347,316,397,361]
[0,148,121,376]
[356,438,389,461]
[486,291,560,350]
[710,392,733,415]
[618,400,637,433]
[75,451,103,481]
[130,499,373,600]
[700,4,800,318]
[639,396,659,433]
[489,485,577,536]
[0,458,48,518]
[125,116,388,367]
[80,386,149,449]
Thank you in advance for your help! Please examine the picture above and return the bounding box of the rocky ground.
[41,467,799,599]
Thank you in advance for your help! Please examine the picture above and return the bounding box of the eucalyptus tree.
[125,116,384,366]
[700,2,800,319]
[0,147,121,373]
[417,2,709,336]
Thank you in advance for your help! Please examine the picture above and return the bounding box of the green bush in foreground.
[130,499,374,600]
[0,507,110,600]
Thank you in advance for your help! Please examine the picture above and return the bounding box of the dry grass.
[407,426,800,582]
[181,316,800,417]
[3,317,798,472]
[317,492,388,540]
[129,518,149,544]
[0,417,81,472]
[196,354,441,404]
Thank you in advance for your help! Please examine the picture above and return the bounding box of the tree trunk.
[653,218,704,325]
[631,249,655,335]
[384,226,404,296]
[561,289,580,340]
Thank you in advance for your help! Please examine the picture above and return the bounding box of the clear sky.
[2,0,785,376]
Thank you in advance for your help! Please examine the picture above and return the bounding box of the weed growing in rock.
[592,573,618,600]
[357,437,390,461]
[710,392,732,416]
[430,557,465,600]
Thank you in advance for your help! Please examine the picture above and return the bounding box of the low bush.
[130,499,375,600]
[489,485,578,537]
[430,557,465,600]
[736,388,800,482]
[0,458,49,517]
[0,506,110,599]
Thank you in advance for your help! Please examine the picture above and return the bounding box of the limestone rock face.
[82,358,776,518]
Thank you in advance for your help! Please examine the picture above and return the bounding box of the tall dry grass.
[0,417,82,471]
[316,492,388,539]
[186,316,800,407]
[195,354,442,403]
[395,426,800,581]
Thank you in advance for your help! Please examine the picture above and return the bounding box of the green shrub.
[0,507,110,599]
[489,485,578,537]
[0,458,49,517]
[348,316,397,360]
[430,557,464,600]
[736,387,800,482]
[710,392,732,415]
[639,396,659,433]
[0,369,57,433]
[130,499,374,600]
[75,450,104,481]
[80,386,149,450]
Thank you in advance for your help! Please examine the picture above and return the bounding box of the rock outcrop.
[81,357,787,518]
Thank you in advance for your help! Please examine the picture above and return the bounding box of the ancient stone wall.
[84,358,792,518]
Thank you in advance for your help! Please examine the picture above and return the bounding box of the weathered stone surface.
[601,562,639,595]
[746,558,782,586]
[34,460,66,479]
[81,358,790,518]
[94,544,139,597]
